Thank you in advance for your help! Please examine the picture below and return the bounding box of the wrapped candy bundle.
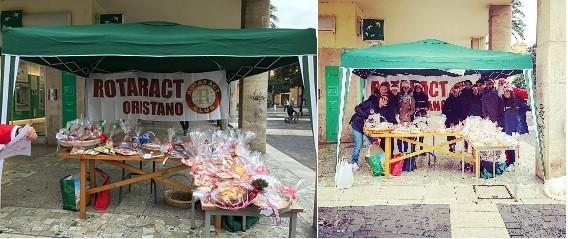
[460,116,519,147]
[364,114,395,134]
[56,117,105,149]
[178,129,301,224]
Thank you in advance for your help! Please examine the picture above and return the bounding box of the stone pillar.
[535,0,566,179]
[488,5,512,51]
[238,72,268,152]
[229,81,239,124]
[45,68,62,145]
[239,0,270,152]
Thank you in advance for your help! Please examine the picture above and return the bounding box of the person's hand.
[23,125,37,141]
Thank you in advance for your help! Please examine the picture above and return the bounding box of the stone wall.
[534,0,566,179]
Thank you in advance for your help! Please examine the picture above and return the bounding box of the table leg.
[203,211,211,237]
[215,215,222,229]
[79,159,87,219]
[461,148,465,175]
[493,151,498,178]
[289,212,297,238]
[89,159,96,204]
[191,197,196,229]
[514,146,519,201]
[384,137,391,178]
[475,150,480,186]
[242,216,247,231]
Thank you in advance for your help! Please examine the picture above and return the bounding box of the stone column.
[239,0,270,152]
[534,0,566,179]
[488,5,512,51]
[45,68,62,145]
[239,73,268,152]
[229,81,239,124]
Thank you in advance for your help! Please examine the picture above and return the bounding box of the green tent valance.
[341,39,532,70]
[1,21,316,78]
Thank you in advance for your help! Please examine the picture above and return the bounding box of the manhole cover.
[473,185,513,199]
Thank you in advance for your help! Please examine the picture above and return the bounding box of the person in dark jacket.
[379,83,398,124]
[442,88,463,152]
[502,88,519,166]
[459,80,474,120]
[180,121,189,135]
[502,88,519,135]
[482,80,503,126]
[375,82,397,154]
[349,91,380,170]
[517,98,530,134]
[469,83,483,117]
[412,83,429,153]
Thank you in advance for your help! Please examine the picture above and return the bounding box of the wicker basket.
[164,189,193,209]
[162,174,193,209]
[58,139,101,148]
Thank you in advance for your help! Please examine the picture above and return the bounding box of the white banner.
[365,74,480,114]
[87,71,229,121]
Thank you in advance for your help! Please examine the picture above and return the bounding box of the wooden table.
[364,130,474,178]
[200,200,304,238]
[465,142,519,201]
[57,152,192,219]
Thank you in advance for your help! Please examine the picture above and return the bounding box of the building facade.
[0,0,270,148]
[318,0,512,143]
[319,0,566,180]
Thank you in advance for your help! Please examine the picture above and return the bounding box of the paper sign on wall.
[86,71,229,121]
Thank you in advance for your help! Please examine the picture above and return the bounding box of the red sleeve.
[0,125,19,144]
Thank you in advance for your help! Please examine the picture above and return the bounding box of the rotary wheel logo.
[186,79,221,114]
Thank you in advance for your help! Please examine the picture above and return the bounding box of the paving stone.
[318,204,451,238]
[497,204,566,238]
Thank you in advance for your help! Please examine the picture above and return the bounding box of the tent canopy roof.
[341,39,533,70]
[1,21,316,79]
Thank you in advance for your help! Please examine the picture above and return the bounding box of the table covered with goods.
[55,118,304,233]
[363,114,519,200]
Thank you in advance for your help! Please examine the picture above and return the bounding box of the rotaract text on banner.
[92,78,185,116]
[86,71,229,121]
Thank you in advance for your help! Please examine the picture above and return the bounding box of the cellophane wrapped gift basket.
[56,119,302,224]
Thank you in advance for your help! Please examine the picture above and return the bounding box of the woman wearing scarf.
[397,81,415,153]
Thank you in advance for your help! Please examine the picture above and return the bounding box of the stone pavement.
[0,121,316,238]
[319,205,451,238]
[318,126,566,237]
[232,107,316,171]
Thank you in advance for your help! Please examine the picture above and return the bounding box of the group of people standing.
[349,81,429,171]
[349,78,530,171]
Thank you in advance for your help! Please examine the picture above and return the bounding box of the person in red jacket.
[0,124,37,144]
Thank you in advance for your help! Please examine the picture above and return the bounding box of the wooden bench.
[200,200,304,238]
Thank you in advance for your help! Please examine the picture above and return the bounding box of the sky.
[521,0,536,46]
[271,0,317,29]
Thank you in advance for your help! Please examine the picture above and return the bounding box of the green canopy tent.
[335,39,538,181]
[0,22,318,213]
[0,20,317,139]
